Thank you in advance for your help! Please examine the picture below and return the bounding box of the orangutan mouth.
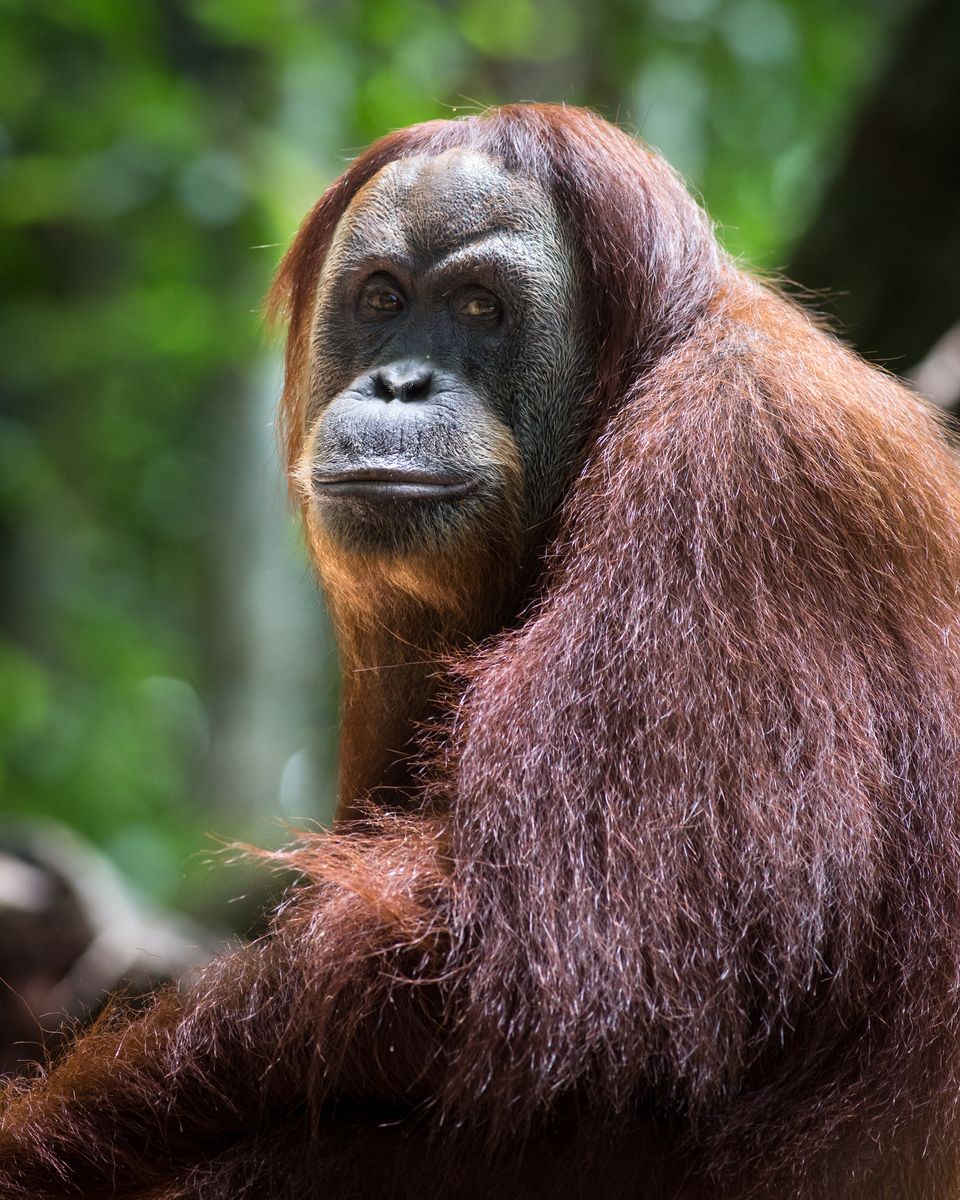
[313,465,476,502]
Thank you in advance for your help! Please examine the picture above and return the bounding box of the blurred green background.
[1,0,955,928]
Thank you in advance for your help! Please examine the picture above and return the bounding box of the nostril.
[370,364,434,402]
[403,369,433,400]
[371,369,396,400]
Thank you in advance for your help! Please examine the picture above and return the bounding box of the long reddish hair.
[4,103,960,1200]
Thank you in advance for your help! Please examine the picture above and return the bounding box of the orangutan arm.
[0,818,450,1200]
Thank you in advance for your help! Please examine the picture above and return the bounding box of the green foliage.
[0,0,904,917]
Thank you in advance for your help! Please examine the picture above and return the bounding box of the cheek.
[306,340,357,431]
[506,317,591,521]
[292,418,326,505]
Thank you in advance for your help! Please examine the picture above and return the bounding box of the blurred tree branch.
[910,321,960,410]
[788,0,960,402]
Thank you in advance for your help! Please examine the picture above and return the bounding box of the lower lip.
[314,473,474,502]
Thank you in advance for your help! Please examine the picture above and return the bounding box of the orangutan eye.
[358,275,405,320]
[456,289,502,327]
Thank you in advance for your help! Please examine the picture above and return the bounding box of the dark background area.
[1,0,957,945]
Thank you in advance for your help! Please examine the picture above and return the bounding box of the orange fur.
[3,105,960,1199]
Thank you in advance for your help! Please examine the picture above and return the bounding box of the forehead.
[331,149,563,266]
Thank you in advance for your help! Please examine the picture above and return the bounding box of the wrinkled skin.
[300,150,591,564]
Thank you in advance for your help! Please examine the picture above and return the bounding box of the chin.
[311,487,485,557]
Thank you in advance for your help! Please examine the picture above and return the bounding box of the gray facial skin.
[304,148,591,558]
